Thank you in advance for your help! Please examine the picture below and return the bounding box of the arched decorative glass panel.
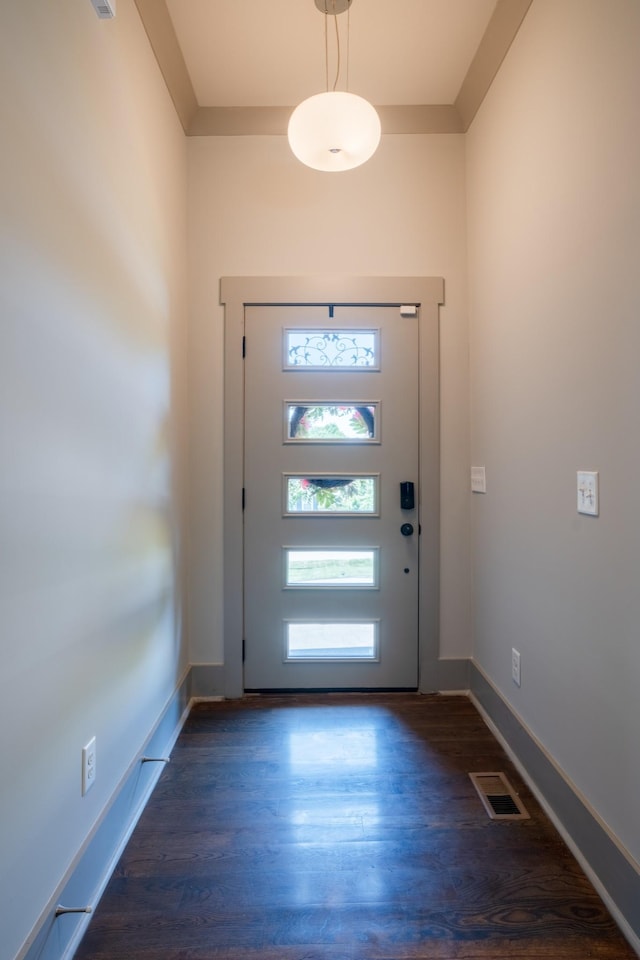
[284,329,379,370]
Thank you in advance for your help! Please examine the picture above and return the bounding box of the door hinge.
[242,488,246,510]
[242,637,246,662]
[242,335,246,357]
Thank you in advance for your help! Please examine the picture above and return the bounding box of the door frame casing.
[221,276,444,698]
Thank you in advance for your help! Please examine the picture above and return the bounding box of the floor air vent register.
[469,771,530,821]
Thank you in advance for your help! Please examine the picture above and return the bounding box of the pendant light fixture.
[288,0,381,172]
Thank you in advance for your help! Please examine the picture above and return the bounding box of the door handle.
[400,481,415,511]
[400,523,414,537]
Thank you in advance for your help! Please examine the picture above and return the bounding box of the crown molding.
[455,0,534,129]
[134,0,533,137]
[188,104,464,137]
[133,0,198,132]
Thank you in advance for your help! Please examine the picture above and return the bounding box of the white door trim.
[221,276,444,698]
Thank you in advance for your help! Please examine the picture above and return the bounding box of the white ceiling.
[164,0,498,108]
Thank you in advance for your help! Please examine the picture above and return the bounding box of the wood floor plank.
[75,694,637,959]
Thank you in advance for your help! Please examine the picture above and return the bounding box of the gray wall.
[3,0,639,955]
[0,2,189,957]
[467,0,640,867]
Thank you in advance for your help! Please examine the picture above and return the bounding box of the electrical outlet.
[512,648,521,687]
[577,470,599,516]
[471,466,487,493]
[82,737,96,795]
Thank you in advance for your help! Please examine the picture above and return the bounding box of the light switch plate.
[577,471,599,516]
[471,466,486,494]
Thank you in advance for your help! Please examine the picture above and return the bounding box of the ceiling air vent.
[469,772,530,821]
[90,0,116,18]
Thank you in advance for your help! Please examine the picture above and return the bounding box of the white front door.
[243,304,420,690]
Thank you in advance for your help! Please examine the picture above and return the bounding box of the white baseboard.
[434,656,470,692]
[190,662,226,698]
[470,661,640,956]
[19,669,192,960]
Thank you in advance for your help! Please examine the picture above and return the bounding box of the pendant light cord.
[323,0,344,92]
[324,5,329,91]
[332,11,341,90]
[346,2,350,92]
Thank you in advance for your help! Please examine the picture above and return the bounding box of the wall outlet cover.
[577,470,599,516]
[82,737,97,796]
[512,648,521,687]
[471,466,487,494]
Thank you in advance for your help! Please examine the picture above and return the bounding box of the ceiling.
[133,0,533,135]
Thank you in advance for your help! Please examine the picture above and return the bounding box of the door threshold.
[244,687,419,695]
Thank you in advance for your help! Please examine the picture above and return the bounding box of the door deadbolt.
[400,523,414,537]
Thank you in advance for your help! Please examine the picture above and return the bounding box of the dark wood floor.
[75,694,637,959]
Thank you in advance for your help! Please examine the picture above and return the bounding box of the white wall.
[467,0,640,863]
[187,133,471,670]
[0,2,188,956]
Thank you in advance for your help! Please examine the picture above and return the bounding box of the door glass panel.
[286,403,378,442]
[285,329,379,369]
[285,549,378,588]
[285,622,379,661]
[285,475,378,515]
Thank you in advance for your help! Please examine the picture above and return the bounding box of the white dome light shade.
[288,91,381,172]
